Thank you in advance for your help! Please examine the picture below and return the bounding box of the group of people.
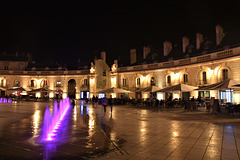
[91,95,99,107]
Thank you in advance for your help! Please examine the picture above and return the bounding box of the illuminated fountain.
[42,97,71,141]
[7,99,12,103]
[0,98,12,103]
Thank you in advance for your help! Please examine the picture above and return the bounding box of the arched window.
[1,79,6,87]
[222,69,228,80]
[167,75,171,85]
[202,71,207,84]
[151,77,156,86]
[123,78,127,87]
[30,80,36,87]
[41,80,48,87]
[183,74,188,84]
[136,78,140,87]
[84,79,88,86]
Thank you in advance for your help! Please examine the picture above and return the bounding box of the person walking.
[92,95,95,107]
[108,95,113,113]
[101,95,108,113]
[95,96,98,106]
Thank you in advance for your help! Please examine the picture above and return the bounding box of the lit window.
[151,77,156,86]
[202,72,207,84]
[222,69,228,80]
[183,74,188,83]
[84,79,88,86]
[167,76,171,85]
[41,80,48,87]
[123,78,127,87]
[31,80,35,87]
[136,78,140,87]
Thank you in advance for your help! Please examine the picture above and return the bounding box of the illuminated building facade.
[1,25,240,103]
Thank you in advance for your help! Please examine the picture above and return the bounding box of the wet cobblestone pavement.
[0,100,240,160]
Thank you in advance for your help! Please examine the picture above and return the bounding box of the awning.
[196,79,240,91]
[98,87,131,93]
[134,86,161,92]
[7,87,26,91]
[155,84,198,92]
[30,87,53,93]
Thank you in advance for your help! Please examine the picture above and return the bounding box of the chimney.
[216,24,225,45]
[196,32,204,50]
[101,51,106,62]
[163,41,172,56]
[130,49,137,64]
[182,36,190,53]
[143,46,151,59]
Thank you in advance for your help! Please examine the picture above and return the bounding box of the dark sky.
[0,1,240,68]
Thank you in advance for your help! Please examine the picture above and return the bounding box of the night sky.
[0,1,240,68]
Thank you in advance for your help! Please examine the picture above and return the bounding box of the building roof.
[123,29,240,67]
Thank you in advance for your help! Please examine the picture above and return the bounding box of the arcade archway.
[68,79,76,99]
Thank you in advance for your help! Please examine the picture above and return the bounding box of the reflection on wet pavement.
[0,101,240,159]
[0,101,123,159]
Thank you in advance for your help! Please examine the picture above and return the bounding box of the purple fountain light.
[3,98,7,103]
[42,97,71,141]
[7,99,12,103]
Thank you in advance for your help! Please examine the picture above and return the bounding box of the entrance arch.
[68,79,76,99]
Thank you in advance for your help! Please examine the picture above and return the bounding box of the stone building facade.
[1,25,240,103]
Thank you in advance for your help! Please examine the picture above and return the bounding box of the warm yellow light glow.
[36,92,41,98]
[142,92,148,99]
[88,108,95,137]
[173,93,180,99]
[111,77,116,87]
[20,91,27,95]
[73,106,77,121]
[75,93,80,100]
[90,78,95,84]
[146,75,149,81]
[111,93,116,98]
[173,73,180,79]
[63,93,67,99]
[35,79,42,88]
[33,110,40,137]
[214,66,220,75]
[234,93,240,104]
[139,110,147,143]
[49,92,54,98]
[173,131,179,137]
[208,68,213,75]
[210,90,218,98]
[157,92,164,100]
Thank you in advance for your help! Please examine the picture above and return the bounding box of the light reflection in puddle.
[32,110,40,137]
